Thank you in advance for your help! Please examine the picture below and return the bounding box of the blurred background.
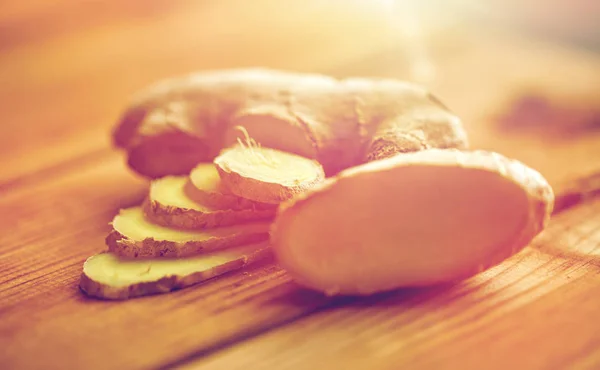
[1,0,599,187]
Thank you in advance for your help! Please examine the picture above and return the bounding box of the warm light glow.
[373,0,439,84]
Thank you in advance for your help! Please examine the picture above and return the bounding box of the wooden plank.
[0,0,399,183]
[1,154,597,369]
[180,198,600,370]
[329,24,600,188]
[1,2,598,187]
[0,161,597,370]
[0,155,337,370]
[3,1,597,185]
[2,2,600,370]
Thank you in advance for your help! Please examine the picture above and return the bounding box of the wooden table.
[2,1,600,369]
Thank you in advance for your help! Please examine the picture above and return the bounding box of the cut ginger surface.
[214,144,325,204]
[188,163,275,210]
[80,242,271,299]
[145,176,275,229]
[271,149,554,295]
[107,207,270,258]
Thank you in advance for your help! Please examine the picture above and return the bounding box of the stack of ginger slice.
[80,144,325,299]
[81,138,555,299]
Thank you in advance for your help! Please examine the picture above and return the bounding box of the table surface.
[2,1,600,369]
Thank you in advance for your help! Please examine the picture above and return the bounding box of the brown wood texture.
[1,1,600,370]
[190,198,600,370]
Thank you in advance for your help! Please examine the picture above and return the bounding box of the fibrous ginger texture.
[80,242,271,299]
[214,144,325,204]
[144,176,275,229]
[107,207,270,258]
[188,163,275,210]
[271,149,554,295]
[113,69,467,178]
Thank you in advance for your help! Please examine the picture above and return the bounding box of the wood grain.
[1,1,600,370]
[335,25,600,188]
[0,0,398,183]
[184,199,600,370]
[0,155,328,370]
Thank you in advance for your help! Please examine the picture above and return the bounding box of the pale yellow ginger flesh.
[80,242,271,300]
[188,163,274,210]
[271,149,554,295]
[145,176,275,229]
[214,144,325,204]
[108,207,270,258]
[189,163,224,197]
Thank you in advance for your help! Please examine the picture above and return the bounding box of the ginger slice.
[80,242,271,300]
[214,142,325,204]
[188,163,275,211]
[107,207,270,258]
[271,149,554,296]
[144,176,275,229]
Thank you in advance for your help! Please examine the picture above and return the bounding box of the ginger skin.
[144,176,275,229]
[188,163,276,211]
[113,69,467,178]
[107,207,270,258]
[81,243,271,300]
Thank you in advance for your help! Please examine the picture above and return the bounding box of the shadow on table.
[265,279,459,314]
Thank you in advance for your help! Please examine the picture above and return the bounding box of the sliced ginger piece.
[214,138,325,204]
[80,242,271,300]
[271,149,554,296]
[144,176,275,229]
[188,163,275,210]
[107,207,270,258]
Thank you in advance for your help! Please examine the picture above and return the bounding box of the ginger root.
[107,207,270,258]
[80,242,271,300]
[113,69,467,178]
[90,68,558,299]
[214,144,325,204]
[271,149,554,295]
[144,176,275,229]
[188,163,275,210]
